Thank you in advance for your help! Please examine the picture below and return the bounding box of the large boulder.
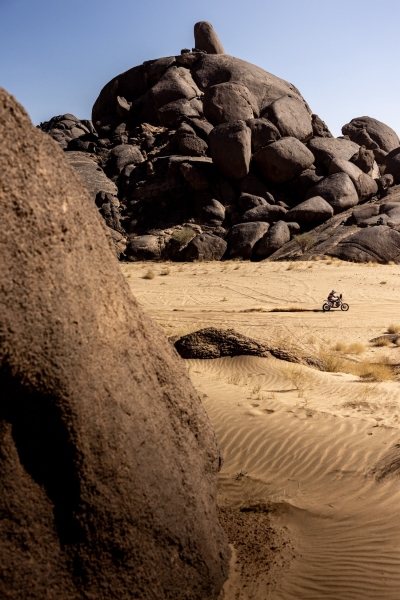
[194,22,225,54]
[0,87,229,599]
[246,117,281,152]
[209,120,251,179]
[238,192,270,212]
[307,137,360,168]
[150,66,202,110]
[342,116,400,153]
[194,192,225,225]
[227,222,269,259]
[331,226,400,263]
[110,143,144,174]
[328,158,378,201]
[184,233,227,261]
[255,220,291,258]
[203,82,258,125]
[125,234,163,260]
[253,137,314,183]
[262,95,313,142]
[240,204,287,223]
[285,196,334,225]
[384,147,400,184]
[305,172,359,213]
[64,152,118,200]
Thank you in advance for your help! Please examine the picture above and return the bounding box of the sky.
[1,0,400,137]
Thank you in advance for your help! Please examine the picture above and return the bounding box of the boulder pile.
[39,21,400,263]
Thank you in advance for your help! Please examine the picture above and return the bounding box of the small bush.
[171,227,195,245]
[347,343,366,355]
[142,269,155,280]
[160,267,170,276]
[388,324,400,334]
[294,233,317,253]
[373,337,392,347]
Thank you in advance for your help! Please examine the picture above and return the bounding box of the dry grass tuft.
[171,227,196,245]
[334,342,365,355]
[294,232,317,253]
[373,337,392,347]
[388,324,400,334]
[159,267,170,276]
[318,350,395,381]
[142,269,155,280]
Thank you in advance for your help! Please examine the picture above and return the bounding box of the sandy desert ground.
[121,259,400,600]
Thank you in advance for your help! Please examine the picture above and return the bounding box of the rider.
[328,290,340,307]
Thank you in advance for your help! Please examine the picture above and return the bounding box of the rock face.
[38,21,400,264]
[0,88,229,599]
[331,226,400,263]
[255,220,291,258]
[194,21,225,54]
[342,116,400,153]
[285,196,334,225]
[227,222,270,259]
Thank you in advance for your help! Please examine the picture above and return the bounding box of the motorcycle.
[322,294,349,312]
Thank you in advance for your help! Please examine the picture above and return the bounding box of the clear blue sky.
[1,0,399,137]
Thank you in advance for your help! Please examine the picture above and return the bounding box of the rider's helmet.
[331,290,336,294]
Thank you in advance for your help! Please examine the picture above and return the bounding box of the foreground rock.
[0,88,229,599]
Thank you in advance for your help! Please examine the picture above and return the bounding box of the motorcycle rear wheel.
[322,303,331,312]
[341,303,349,311]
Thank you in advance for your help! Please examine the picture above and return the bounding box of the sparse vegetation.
[160,267,170,276]
[318,349,395,381]
[142,269,155,280]
[334,342,365,355]
[294,232,317,253]
[388,324,400,334]
[171,227,195,245]
[373,337,392,347]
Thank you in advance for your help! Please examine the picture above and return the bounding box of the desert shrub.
[373,337,392,347]
[347,343,366,355]
[294,232,317,253]
[388,324,400,334]
[142,269,155,280]
[159,267,170,276]
[171,227,195,245]
[354,361,395,382]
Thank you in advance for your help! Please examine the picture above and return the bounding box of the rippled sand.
[122,259,400,599]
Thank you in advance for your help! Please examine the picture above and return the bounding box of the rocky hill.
[39,21,400,263]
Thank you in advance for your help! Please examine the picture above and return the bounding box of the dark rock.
[350,145,375,174]
[308,137,360,168]
[176,51,204,67]
[108,227,127,258]
[203,83,258,125]
[126,234,163,260]
[255,220,291,258]
[194,192,225,225]
[209,121,251,180]
[150,67,201,110]
[96,191,124,233]
[331,226,400,263]
[178,134,209,157]
[0,88,229,599]
[194,22,225,54]
[305,172,359,213]
[342,116,400,153]
[238,193,269,212]
[285,196,334,225]
[241,204,287,223]
[328,158,378,201]
[286,222,301,234]
[246,118,281,152]
[158,98,203,127]
[227,222,270,259]
[238,173,275,201]
[110,144,144,174]
[311,114,333,138]
[174,328,271,359]
[384,147,400,184]
[184,233,227,261]
[377,174,394,195]
[373,148,388,165]
[64,151,118,200]
[214,176,237,206]
[253,137,314,183]
[352,204,380,225]
[263,95,312,142]
[186,117,214,140]
[295,169,324,195]
[146,56,176,86]
[180,162,210,191]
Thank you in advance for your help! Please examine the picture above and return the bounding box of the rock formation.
[0,87,229,599]
[38,22,400,263]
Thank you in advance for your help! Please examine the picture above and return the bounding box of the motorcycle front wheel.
[322,303,331,312]
[341,303,349,311]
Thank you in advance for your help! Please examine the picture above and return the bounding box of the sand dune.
[122,260,400,599]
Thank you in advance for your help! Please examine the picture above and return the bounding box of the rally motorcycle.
[322,294,349,312]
